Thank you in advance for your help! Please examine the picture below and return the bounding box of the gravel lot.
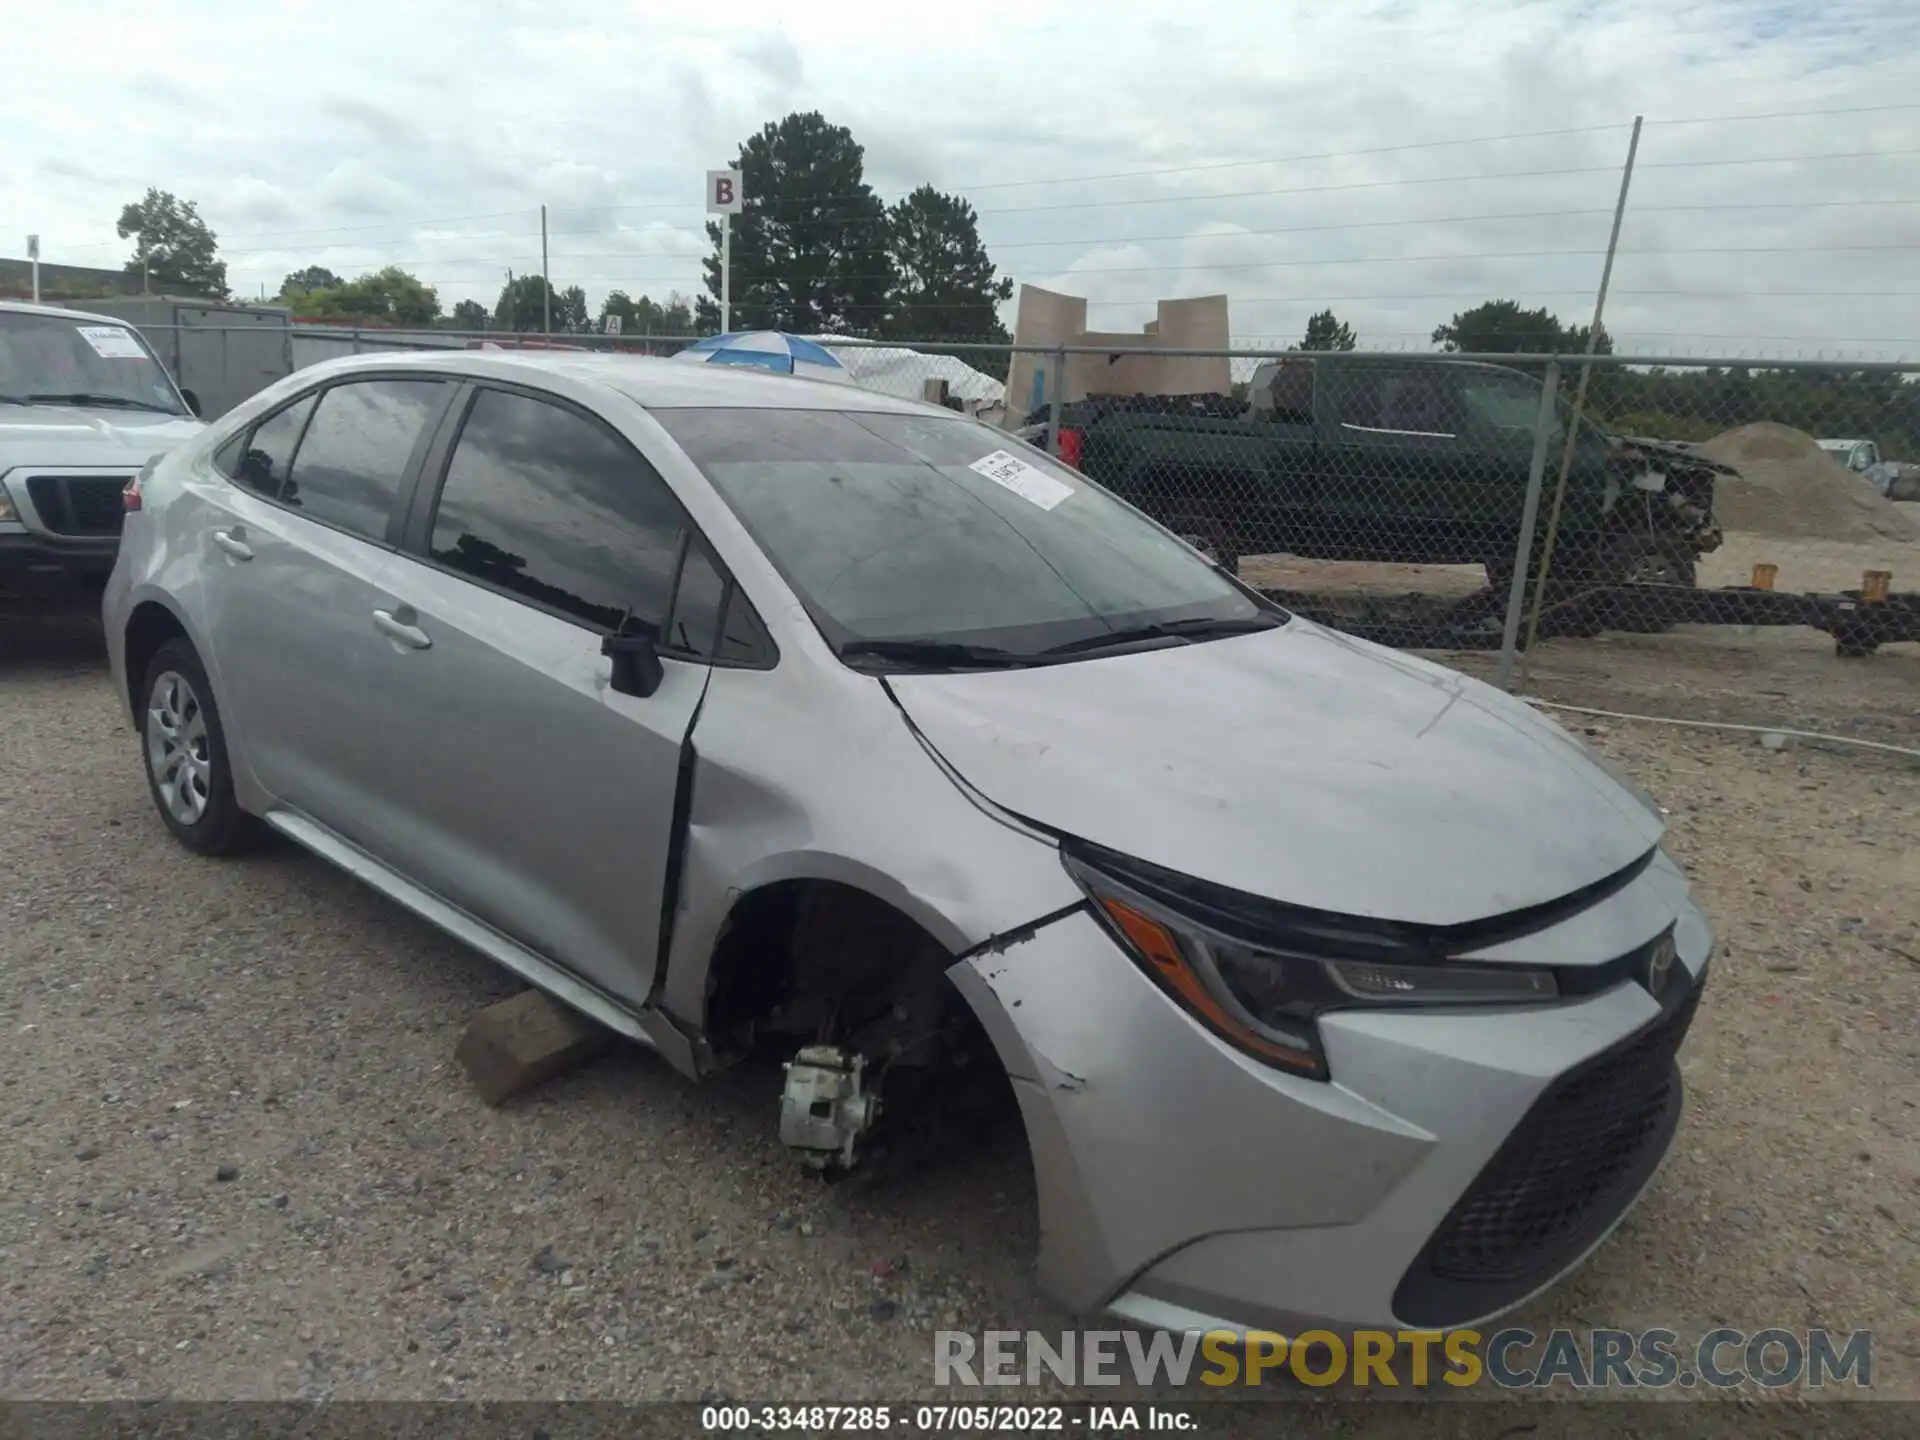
[3,607,1916,1408]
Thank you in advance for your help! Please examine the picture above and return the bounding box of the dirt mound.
[1695,423,1920,544]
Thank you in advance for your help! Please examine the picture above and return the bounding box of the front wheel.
[1601,535,1695,634]
[1610,535,1697,588]
[139,638,262,855]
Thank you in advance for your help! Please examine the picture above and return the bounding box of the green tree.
[698,112,894,335]
[290,266,440,325]
[883,185,1011,342]
[279,265,343,300]
[556,285,590,332]
[450,298,489,330]
[1296,309,1357,351]
[600,290,696,336]
[1430,300,1611,355]
[494,273,559,332]
[116,188,228,298]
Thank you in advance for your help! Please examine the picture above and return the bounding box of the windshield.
[654,407,1278,660]
[0,311,187,414]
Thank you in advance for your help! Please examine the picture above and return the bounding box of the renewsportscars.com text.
[934,1327,1873,1390]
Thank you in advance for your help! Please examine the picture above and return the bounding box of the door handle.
[372,608,433,650]
[211,528,253,561]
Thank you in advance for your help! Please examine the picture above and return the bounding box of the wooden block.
[456,989,612,1107]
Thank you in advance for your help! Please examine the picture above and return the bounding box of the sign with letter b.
[706,169,744,215]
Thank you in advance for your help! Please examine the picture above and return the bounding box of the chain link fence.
[112,321,1920,736]
[818,340,1918,740]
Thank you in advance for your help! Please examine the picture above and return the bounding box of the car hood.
[0,405,203,471]
[887,621,1664,927]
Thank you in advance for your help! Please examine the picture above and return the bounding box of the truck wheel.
[1616,539,1696,588]
[1605,536,1694,633]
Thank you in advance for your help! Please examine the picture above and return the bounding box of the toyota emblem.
[1644,933,1677,998]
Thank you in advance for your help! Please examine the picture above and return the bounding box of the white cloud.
[0,0,1914,355]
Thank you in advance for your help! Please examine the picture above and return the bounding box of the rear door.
[1314,361,1501,563]
[367,383,724,1008]
[195,375,455,826]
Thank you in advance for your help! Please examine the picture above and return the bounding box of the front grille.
[24,474,132,537]
[1394,981,1700,1327]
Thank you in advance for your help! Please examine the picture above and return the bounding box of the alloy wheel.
[146,670,212,825]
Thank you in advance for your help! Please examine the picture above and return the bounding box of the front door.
[1315,361,1515,565]
[368,384,711,1008]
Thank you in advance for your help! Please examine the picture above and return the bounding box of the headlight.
[0,488,16,523]
[1066,850,1558,1080]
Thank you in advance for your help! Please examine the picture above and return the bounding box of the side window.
[1326,367,1383,432]
[1262,359,1314,423]
[665,543,727,656]
[428,388,685,633]
[1376,370,1460,435]
[663,542,775,665]
[283,379,446,541]
[218,394,317,498]
[717,589,774,665]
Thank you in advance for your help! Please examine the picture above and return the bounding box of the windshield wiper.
[1040,614,1284,656]
[839,638,1050,671]
[22,392,181,414]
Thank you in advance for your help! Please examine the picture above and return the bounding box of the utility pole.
[1518,115,1643,685]
[540,206,551,336]
[505,267,514,331]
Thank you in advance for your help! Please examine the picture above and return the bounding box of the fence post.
[351,328,362,356]
[1495,359,1561,692]
[1045,346,1066,456]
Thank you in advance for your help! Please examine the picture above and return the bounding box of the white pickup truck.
[0,301,204,601]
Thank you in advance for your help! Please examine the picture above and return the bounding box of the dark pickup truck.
[1022,356,1728,588]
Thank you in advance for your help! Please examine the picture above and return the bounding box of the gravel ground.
[2,608,1916,1409]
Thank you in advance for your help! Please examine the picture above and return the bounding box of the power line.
[222,234,1917,285]
[37,100,1920,256]
[944,102,1920,193]
[1646,100,1920,127]
[213,191,1920,272]
[1083,288,1920,307]
[967,150,1920,218]
[50,207,541,255]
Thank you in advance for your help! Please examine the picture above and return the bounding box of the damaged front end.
[1605,435,1733,562]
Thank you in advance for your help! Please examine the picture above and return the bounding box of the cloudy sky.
[5,0,1918,357]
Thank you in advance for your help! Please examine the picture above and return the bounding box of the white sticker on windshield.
[77,325,147,359]
[968,449,1074,511]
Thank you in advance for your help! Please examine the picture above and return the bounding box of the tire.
[1599,535,1695,634]
[139,638,262,855]
[1613,538,1696,588]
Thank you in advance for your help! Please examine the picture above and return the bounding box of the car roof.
[0,298,141,327]
[290,349,945,415]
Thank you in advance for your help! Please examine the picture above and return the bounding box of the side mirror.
[180,388,203,417]
[602,631,664,698]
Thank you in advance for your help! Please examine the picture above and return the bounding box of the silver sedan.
[103,351,1712,1336]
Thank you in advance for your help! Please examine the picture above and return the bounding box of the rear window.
[283,379,445,542]
[652,407,1265,655]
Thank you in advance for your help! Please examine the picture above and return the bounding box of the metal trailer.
[1259,579,1920,658]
